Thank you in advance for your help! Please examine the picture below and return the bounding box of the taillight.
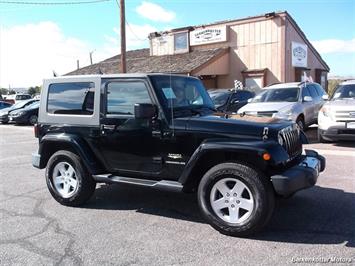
[34,124,39,138]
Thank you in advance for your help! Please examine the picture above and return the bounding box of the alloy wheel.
[210,177,254,224]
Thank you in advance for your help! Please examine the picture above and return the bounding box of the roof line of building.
[281,11,330,72]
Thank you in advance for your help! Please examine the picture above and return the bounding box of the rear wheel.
[46,150,96,206]
[197,162,275,237]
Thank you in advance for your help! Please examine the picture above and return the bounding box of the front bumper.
[319,127,355,141]
[271,150,326,197]
[8,115,28,124]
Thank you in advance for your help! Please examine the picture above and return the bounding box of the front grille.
[279,125,302,160]
[335,110,355,122]
[257,111,277,117]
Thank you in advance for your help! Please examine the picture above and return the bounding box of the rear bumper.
[271,150,326,197]
[32,153,41,169]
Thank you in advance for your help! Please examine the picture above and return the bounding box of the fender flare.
[38,133,105,174]
[178,139,289,185]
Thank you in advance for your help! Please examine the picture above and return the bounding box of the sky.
[0,0,354,88]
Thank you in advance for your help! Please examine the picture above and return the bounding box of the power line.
[0,0,110,5]
[115,0,147,42]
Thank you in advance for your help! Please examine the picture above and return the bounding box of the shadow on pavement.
[85,183,354,247]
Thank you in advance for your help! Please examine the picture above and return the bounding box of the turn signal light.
[262,153,271,161]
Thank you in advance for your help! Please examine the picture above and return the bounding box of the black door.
[97,79,165,178]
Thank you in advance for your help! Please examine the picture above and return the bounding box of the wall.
[285,17,328,83]
[190,16,284,88]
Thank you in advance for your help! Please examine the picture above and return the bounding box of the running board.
[92,174,183,192]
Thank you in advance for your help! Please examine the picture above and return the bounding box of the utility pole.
[120,0,126,73]
[77,60,80,70]
[89,51,94,65]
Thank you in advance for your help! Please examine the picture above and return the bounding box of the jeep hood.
[177,113,291,139]
[238,102,295,114]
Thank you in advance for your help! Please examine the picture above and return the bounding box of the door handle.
[101,124,117,135]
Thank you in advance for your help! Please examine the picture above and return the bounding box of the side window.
[302,86,311,98]
[47,82,95,115]
[315,84,326,96]
[307,85,318,99]
[106,81,151,115]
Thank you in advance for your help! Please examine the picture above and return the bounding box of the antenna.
[167,33,175,137]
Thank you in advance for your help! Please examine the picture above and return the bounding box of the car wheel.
[29,115,38,125]
[296,116,305,131]
[198,162,275,237]
[46,150,96,206]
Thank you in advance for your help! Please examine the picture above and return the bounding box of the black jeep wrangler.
[32,74,325,236]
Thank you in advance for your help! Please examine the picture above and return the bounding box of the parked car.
[32,74,325,237]
[8,101,39,125]
[238,82,328,130]
[0,99,38,124]
[209,89,255,113]
[4,93,32,104]
[0,101,12,110]
[1,95,15,105]
[318,80,355,142]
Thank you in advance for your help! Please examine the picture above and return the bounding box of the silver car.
[238,82,328,130]
[318,80,355,142]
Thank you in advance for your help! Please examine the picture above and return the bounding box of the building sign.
[292,42,308,68]
[190,26,227,46]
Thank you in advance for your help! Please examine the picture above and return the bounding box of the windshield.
[252,87,299,103]
[25,101,40,109]
[150,75,215,116]
[331,84,355,100]
[210,91,230,107]
[11,100,33,109]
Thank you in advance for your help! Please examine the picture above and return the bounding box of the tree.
[28,86,41,96]
[0,88,8,95]
[327,79,341,97]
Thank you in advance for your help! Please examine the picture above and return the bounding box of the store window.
[174,32,189,53]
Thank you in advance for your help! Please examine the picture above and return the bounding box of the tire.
[296,116,305,131]
[198,162,275,237]
[46,150,96,207]
[29,115,38,125]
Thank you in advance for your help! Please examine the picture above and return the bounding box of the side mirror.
[134,103,157,119]
[303,96,313,102]
[232,99,240,104]
[322,94,329,100]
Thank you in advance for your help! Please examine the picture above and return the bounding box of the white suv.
[318,80,355,142]
[238,82,328,130]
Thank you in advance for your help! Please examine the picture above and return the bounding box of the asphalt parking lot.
[0,125,354,265]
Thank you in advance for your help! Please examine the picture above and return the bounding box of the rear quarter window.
[47,82,95,115]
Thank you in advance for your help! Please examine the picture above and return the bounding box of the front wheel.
[29,115,38,125]
[46,150,96,206]
[198,162,275,237]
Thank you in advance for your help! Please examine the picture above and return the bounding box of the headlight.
[11,112,23,117]
[320,106,331,117]
[273,107,293,120]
